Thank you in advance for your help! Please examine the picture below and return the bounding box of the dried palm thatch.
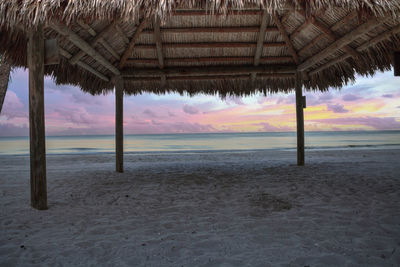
[0,0,399,96]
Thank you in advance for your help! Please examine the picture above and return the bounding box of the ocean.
[0,131,400,155]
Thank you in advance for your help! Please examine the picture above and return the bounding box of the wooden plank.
[134,42,286,49]
[44,39,59,65]
[309,24,400,76]
[122,64,296,77]
[70,21,117,65]
[119,19,149,69]
[0,60,11,114]
[59,48,110,81]
[272,13,300,64]
[295,72,304,166]
[27,25,48,210]
[290,17,312,41]
[77,21,120,60]
[115,76,124,173]
[171,10,263,16]
[142,26,279,34]
[126,56,293,64]
[50,22,120,75]
[298,18,383,71]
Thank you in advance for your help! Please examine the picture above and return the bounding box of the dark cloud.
[327,103,349,113]
[183,104,199,115]
[342,94,362,101]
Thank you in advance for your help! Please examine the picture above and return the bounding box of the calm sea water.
[0,131,400,155]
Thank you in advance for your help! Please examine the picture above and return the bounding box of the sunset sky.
[0,68,399,136]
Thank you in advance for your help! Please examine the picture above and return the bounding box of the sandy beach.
[0,148,399,266]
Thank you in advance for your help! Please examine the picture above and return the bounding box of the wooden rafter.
[77,21,120,60]
[290,16,313,41]
[142,26,279,34]
[50,22,120,75]
[59,48,109,81]
[126,56,293,65]
[119,19,149,69]
[122,64,296,77]
[272,13,300,65]
[115,25,129,44]
[153,18,164,69]
[251,10,269,80]
[309,24,400,75]
[133,42,286,49]
[70,21,117,65]
[298,17,385,71]
[298,11,358,55]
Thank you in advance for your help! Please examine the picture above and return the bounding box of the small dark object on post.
[394,51,400,76]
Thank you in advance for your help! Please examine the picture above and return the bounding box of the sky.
[0,68,399,136]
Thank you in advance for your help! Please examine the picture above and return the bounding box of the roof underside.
[0,0,400,96]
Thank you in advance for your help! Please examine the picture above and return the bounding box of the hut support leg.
[295,72,305,166]
[28,25,48,210]
[115,77,124,173]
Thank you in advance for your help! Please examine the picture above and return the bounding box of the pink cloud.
[1,91,27,120]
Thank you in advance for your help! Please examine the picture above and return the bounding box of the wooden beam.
[134,42,286,49]
[50,22,120,75]
[70,21,117,65]
[114,76,124,173]
[27,25,48,210]
[119,19,149,69]
[153,18,164,69]
[171,10,264,16]
[126,56,293,64]
[254,10,269,66]
[298,11,358,55]
[394,51,400,77]
[298,18,384,71]
[142,26,279,34]
[0,60,11,114]
[77,21,120,60]
[122,64,296,77]
[59,48,110,81]
[125,73,295,81]
[309,24,400,75]
[295,71,304,166]
[272,13,300,65]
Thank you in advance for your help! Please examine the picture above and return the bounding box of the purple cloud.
[327,103,349,113]
[312,117,400,130]
[0,123,29,137]
[342,94,362,102]
[1,91,27,120]
[143,109,158,118]
[257,122,293,132]
[382,94,394,98]
[183,104,199,115]
[319,93,334,101]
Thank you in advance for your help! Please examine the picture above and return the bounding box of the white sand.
[0,148,399,266]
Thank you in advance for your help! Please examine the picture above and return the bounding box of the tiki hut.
[0,0,399,210]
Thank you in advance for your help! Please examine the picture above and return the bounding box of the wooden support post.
[28,25,48,210]
[295,72,305,166]
[0,60,11,114]
[115,76,124,173]
[394,51,400,77]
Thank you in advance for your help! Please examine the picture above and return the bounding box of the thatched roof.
[0,0,400,96]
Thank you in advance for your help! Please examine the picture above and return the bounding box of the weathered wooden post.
[28,25,48,210]
[115,76,124,173]
[0,59,11,114]
[394,51,400,77]
[295,71,305,166]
